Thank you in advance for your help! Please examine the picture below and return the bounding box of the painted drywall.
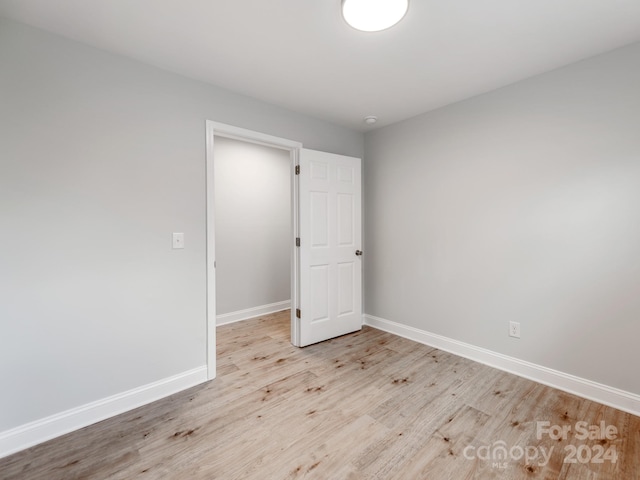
[0,16,363,433]
[364,42,640,396]
[214,137,291,315]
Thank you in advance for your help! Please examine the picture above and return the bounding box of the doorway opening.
[205,121,302,380]
[213,137,291,328]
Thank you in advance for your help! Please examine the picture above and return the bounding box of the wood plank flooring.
[1,310,639,479]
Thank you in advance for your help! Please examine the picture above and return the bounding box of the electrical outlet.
[509,321,521,338]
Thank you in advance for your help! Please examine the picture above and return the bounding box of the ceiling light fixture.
[364,116,378,125]
[342,0,409,32]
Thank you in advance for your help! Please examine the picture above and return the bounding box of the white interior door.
[297,148,362,347]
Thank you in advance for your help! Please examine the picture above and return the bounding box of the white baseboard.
[217,300,291,326]
[363,314,640,417]
[0,366,208,459]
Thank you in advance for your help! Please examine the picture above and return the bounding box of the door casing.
[205,120,302,380]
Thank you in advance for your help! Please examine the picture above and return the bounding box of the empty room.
[1,1,639,479]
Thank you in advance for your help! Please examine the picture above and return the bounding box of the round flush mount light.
[364,116,378,125]
[342,0,409,32]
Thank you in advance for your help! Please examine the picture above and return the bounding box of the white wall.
[0,16,363,438]
[364,42,640,397]
[214,137,291,315]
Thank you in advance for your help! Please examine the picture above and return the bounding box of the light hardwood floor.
[2,310,639,479]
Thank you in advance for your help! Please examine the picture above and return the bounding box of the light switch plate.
[509,321,521,338]
[172,232,185,249]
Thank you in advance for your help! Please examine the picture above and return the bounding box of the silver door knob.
[355,250,363,256]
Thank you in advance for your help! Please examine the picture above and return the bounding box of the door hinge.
[295,165,300,175]
[296,308,301,319]
[296,237,300,247]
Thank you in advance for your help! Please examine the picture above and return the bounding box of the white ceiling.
[1,0,639,131]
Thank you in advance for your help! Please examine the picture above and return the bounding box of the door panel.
[337,193,354,245]
[298,149,362,347]
[338,262,355,315]
[310,265,329,322]
[310,192,329,247]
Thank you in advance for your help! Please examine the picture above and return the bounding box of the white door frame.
[205,120,303,380]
